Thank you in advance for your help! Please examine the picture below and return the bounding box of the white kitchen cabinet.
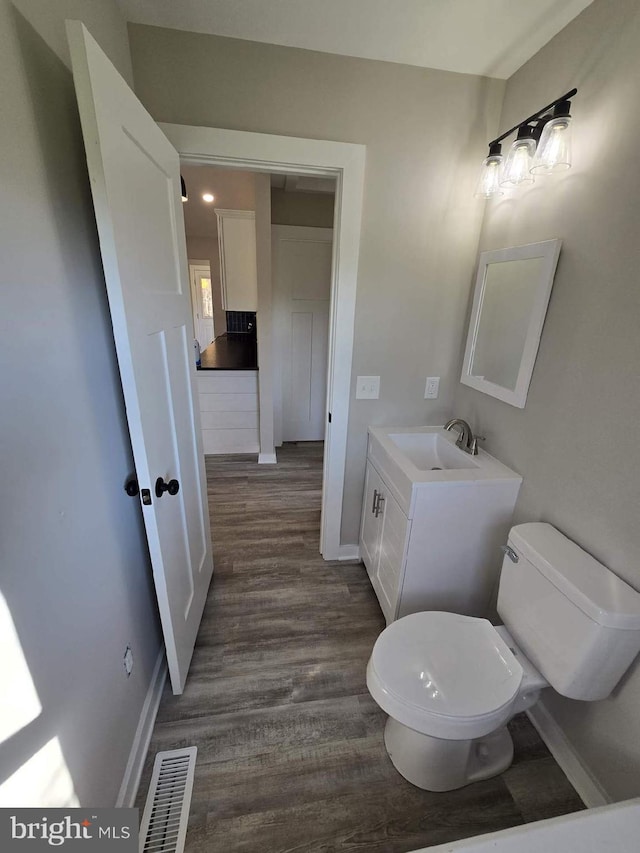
[215,209,257,311]
[360,438,521,625]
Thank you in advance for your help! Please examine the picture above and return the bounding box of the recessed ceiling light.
[202,193,215,203]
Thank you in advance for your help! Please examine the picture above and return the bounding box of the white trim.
[160,124,366,561]
[258,452,278,464]
[115,650,167,808]
[214,208,255,219]
[338,544,361,562]
[527,701,611,809]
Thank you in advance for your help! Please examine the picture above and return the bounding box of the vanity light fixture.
[474,142,504,199]
[475,88,576,198]
[202,192,215,203]
[500,125,537,187]
[180,176,188,203]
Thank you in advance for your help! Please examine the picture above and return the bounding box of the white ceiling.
[118,0,593,79]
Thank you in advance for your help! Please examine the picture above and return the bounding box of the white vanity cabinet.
[360,429,522,625]
[215,209,257,311]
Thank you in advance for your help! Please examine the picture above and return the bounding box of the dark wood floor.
[137,442,584,852]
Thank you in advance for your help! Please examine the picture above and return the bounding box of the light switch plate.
[356,376,380,399]
[425,376,440,399]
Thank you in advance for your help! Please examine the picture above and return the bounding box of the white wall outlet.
[424,376,440,399]
[356,376,380,399]
[123,645,133,677]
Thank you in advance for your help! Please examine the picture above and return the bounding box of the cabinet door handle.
[374,494,385,518]
[372,488,379,514]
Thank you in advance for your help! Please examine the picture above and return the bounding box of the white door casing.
[160,123,366,560]
[67,21,214,694]
[272,226,333,443]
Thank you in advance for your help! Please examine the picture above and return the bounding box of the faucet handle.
[470,435,485,455]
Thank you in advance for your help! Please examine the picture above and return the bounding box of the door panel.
[67,21,214,694]
[272,225,333,442]
[360,462,383,578]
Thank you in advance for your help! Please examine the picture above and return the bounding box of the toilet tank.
[497,523,640,701]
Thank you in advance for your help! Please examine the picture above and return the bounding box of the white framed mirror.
[461,239,562,408]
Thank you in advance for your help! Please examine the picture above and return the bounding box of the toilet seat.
[367,612,524,740]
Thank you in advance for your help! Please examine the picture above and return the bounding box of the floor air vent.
[139,747,197,853]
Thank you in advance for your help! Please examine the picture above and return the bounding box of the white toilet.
[367,522,640,792]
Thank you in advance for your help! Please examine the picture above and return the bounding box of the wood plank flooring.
[137,442,584,852]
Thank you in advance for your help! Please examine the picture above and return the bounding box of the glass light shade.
[474,154,504,198]
[531,116,572,173]
[501,138,536,186]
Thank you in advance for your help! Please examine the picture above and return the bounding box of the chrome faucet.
[443,418,485,456]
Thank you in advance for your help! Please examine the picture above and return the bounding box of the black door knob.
[124,477,139,497]
[155,477,180,498]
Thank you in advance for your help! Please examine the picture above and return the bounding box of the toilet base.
[383,717,514,792]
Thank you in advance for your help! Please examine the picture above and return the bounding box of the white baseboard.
[258,452,277,464]
[116,649,167,808]
[527,701,611,809]
[337,544,361,562]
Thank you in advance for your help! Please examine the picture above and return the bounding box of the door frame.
[188,260,214,346]
[161,124,365,561]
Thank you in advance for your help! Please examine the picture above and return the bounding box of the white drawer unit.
[197,370,259,454]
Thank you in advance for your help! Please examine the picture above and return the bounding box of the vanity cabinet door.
[360,461,384,578]
[376,489,409,621]
[360,460,410,623]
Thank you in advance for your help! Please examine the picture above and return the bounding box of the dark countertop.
[198,334,258,371]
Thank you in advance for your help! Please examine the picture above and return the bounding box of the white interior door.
[67,21,214,694]
[272,225,333,442]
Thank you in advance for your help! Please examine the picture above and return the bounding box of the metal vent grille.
[139,747,197,853]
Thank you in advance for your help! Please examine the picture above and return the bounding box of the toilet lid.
[370,612,523,719]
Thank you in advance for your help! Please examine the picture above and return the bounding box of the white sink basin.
[387,431,479,471]
[367,425,521,517]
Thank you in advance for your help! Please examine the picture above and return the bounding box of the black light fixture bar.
[488,88,577,148]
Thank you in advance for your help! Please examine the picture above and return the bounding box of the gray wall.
[128,25,504,545]
[0,0,162,805]
[271,189,335,228]
[453,0,640,802]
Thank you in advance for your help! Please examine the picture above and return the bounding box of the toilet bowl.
[366,523,640,792]
[367,612,547,790]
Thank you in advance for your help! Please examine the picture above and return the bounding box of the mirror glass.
[470,258,545,390]
[461,240,561,408]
